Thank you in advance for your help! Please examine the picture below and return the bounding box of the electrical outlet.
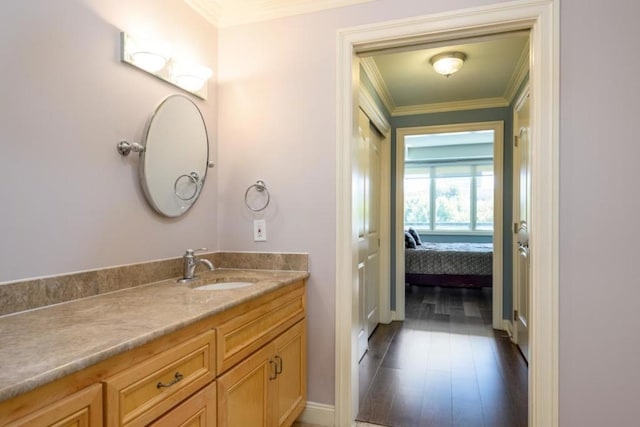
[253,219,267,241]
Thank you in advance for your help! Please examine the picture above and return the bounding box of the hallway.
[357,285,527,427]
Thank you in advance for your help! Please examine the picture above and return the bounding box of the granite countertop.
[0,268,308,403]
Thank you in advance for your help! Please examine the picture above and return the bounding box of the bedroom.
[356,31,530,426]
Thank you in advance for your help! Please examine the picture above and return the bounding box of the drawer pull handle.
[275,355,283,375]
[157,372,184,389]
[269,360,278,380]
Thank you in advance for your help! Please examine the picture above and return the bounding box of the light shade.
[131,51,167,73]
[430,52,467,77]
[172,62,213,91]
[126,35,170,73]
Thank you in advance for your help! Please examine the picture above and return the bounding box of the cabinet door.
[149,382,216,427]
[7,383,102,427]
[217,344,274,427]
[273,320,306,427]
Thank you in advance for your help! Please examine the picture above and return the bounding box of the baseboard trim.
[297,401,335,426]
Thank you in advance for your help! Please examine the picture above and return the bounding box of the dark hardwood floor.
[357,285,527,427]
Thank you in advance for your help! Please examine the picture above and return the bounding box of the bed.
[405,242,493,288]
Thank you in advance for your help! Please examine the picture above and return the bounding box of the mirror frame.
[139,94,210,218]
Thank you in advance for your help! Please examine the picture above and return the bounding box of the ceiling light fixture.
[430,52,467,77]
[120,32,212,99]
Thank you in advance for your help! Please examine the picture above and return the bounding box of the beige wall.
[559,0,640,425]
[217,0,515,407]
[218,0,640,424]
[0,0,218,282]
[4,0,640,424]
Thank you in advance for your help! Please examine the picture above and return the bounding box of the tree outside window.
[404,163,493,233]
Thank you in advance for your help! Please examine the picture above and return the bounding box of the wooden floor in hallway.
[357,285,528,427]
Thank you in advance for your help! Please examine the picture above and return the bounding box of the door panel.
[513,91,530,361]
[365,124,381,337]
[356,109,370,361]
[273,321,306,427]
[356,108,382,361]
[517,237,530,359]
[217,345,272,427]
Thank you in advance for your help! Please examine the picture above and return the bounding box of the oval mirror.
[140,94,210,217]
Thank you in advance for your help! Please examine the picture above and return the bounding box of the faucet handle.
[185,248,208,256]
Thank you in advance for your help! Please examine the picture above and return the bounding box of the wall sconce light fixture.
[172,61,213,92]
[120,32,212,99]
[430,52,467,77]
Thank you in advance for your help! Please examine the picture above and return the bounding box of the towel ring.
[244,180,270,212]
[174,172,200,201]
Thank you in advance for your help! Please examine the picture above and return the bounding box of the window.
[404,162,493,233]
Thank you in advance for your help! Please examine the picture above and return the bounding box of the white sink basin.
[194,282,254,290]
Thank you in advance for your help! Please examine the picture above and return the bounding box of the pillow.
[408,228,422,246]
[404,231,417,249]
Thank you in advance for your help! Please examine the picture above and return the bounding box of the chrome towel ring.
[244,180,270,212]
[174,172,201,201]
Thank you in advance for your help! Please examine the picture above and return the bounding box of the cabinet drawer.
[104,330,215,427]
[149,381,216,427]
[216,284,305,374]
[6,383,102,427]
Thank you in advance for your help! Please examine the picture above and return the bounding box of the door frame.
[395,121,504,330]
[335,1,559,426]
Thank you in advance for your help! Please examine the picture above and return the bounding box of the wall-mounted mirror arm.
[117,140,145,157]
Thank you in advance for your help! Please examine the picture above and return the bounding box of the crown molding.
[184,0,376,28]
[359,85,390,135]
[503,38,530,103]
[360,57,396,114]
[392,97,510,116]
[184,0,222,26]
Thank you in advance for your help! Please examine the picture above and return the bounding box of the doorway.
[395,122,504,329]
[336,2,558,426]
[359,120,516,426]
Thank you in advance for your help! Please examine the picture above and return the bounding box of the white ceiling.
[363,32,530,116]
[184,0,376,27]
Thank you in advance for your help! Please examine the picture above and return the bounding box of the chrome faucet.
[178,248,214,283]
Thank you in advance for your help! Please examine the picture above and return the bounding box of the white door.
[356,108,381,361]
[513,89,531,361]
[365,122,382,337]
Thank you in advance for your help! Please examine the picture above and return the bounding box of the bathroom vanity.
[0,269,307,427]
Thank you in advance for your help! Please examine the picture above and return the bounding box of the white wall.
[0,0,218,282]
[217,0,512,407]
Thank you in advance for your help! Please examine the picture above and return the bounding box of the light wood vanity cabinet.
[216,282,306,427]
[1,279,306,427]
[217,320,306,427]
[5,383,102,427]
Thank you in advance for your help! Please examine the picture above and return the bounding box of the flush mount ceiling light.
[430,52,467,77]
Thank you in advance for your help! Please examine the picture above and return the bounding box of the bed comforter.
[405,242,493,276]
